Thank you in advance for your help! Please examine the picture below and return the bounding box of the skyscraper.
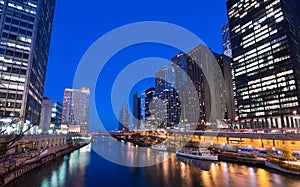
[39,97,52,132]
[50,100,62,130]
[171,53,200,128]
[227,0,300,128]
[133,92,141,130]
[216,54,236,121]
[144,87,156,130]
[118,103,129,131]
[39,97,62,132]
[62,87,90,134]
[155,66,180,128]
[0,0,56,125]
[222,23,233,58]
[171,47,228,129]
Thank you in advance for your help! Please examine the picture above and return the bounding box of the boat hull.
[176,152,218,161]
[151,145,167,151]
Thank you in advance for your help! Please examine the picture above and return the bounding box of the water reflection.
[7,137,300,187]
[92,136,170,167]
[8,144,91,187]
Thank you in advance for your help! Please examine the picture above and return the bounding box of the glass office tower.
[0,0,56,125]
[227,0,300,128]
[62,87,90,134]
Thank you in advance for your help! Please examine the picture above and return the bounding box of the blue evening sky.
[44,0,228,132]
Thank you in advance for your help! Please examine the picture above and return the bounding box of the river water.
[7,136,300,187]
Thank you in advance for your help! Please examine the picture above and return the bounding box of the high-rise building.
[221,23,237,120]
[188,45,226,124]
[171,47,228,129]
[40,97,62,132]
[144,87,156,130]
[39,97,52,132]
[62,87,90,134]
[133,92,141,130]
[216,54,236,121]
[171,53,201,128]
[222,23,233,58]
[0,0,56,126]
[155,66,180,128]
[50,101,62,130]
[118,103,129,131]
[227,0,300,128]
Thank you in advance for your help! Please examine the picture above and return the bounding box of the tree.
[280,146,296,162]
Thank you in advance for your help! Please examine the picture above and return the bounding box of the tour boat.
[151,143,167,151]
[176,148,218,161]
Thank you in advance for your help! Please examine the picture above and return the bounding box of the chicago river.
[7,136,300,187]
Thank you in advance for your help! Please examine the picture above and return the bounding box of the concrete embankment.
[265,161,300,176]
[1,142,89,186]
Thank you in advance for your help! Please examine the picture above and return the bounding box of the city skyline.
[43,0,228,131]
[2,1,300,186]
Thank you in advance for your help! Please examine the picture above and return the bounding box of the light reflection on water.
[7,136,300,187]
[92,136,171,167]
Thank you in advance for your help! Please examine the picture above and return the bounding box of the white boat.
[176,148,218,161]
[151,143,167,151]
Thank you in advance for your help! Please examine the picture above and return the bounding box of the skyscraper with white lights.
[62,87,90,134]
[227,0,300,128]
[0,0,56,125]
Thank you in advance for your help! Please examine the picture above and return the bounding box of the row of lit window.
[281,96,298,103]
[239,102,298,115]
[239,101,283,111]
[240,78,295,97]
[0,56,28,66]
[241,81,296,97]
[235,54,289,77]
[1,74,25,83]
[1,41,30,51]
[8,3,36,15]
[265,0,281,10]
[282,102,299,108]
[234,7,282,35]
[234,34,287,63]
[248,54,289,72]
[228,0,259,19]
[1,83,24,91]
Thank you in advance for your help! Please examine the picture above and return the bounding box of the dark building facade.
[227,0,300,128]
[0,0,56,126]
[216,54,236,121]
[171,53,202,128]
[133,92,141,130]
[155,66,181,128]
[144,87,156,130]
